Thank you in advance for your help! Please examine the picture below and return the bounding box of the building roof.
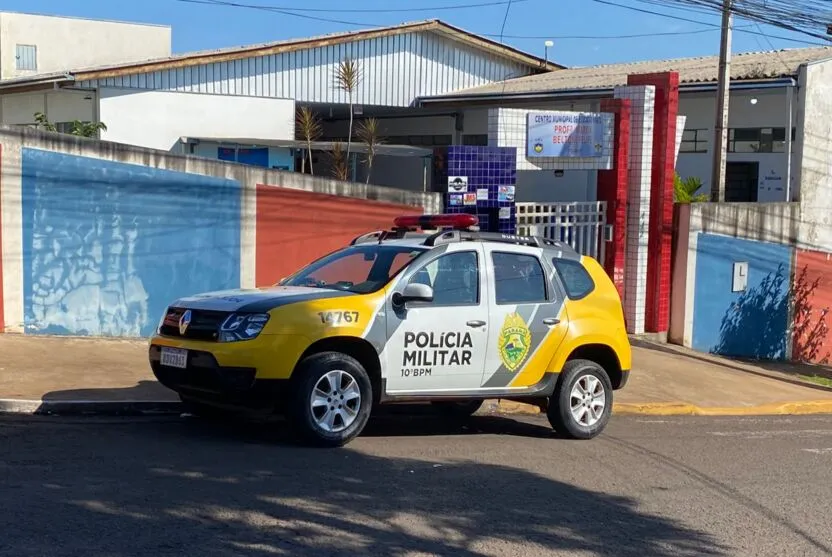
[422,45,832,100]
[0,19,560,92]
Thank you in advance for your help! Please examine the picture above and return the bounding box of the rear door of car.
[480,244,569,390]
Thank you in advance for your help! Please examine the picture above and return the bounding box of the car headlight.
[218,313,270,342]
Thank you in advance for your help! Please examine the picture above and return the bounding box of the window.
[408,251,479,305]
[282,245,425,294]
[492,252,547,304]
[553,258,595,299]
[680,129,708,153]
[727,127,796,153]
[462,134,488,146]
[15,44,37,71]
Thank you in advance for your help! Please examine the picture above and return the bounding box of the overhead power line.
[176,0,531,14]
[631,0,832,42]
[174,0,829,45]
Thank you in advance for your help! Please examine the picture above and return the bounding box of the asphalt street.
[2,411,832,557]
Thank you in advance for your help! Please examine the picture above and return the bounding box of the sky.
[3,0,827,67]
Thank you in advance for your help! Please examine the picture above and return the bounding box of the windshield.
[280,244,427,294]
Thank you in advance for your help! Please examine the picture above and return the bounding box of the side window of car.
[553,258,595,299]
[492,252,548,304]
[408,251,479,305]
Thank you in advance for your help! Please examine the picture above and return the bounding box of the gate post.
[627,72,680,334]
[597,99,631,301]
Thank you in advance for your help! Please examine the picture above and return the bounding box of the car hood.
[171,286,357,313]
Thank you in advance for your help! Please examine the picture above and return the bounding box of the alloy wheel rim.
[310,369,362,433]
[569,373,606,427]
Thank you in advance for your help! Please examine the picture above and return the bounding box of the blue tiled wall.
[441,146,517,234]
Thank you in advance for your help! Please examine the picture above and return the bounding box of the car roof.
[350,228,582,261]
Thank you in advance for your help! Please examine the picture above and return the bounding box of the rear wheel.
[547,359,612,439]
[431,400,484,418]
[287,352,373,448]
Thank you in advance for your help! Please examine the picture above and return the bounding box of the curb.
[3,398,832,418]
[490,399,832,417]
[0,399,182,416]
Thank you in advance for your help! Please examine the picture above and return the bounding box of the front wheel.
[547,359,613,439]
[287,352,373,447]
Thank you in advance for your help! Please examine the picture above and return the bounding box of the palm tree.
[356,117,384,184]
[673,172,708,203]
[295,106,322,175]
[33,112,107,138]
[333,58,361,169]
[330,141,350,181]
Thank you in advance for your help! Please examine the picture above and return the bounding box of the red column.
[597,98,631,301]
[627,72,680,333]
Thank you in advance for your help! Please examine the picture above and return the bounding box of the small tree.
[333,58,361,162]
[329,141,350,181]
[295,106,321,175]
[356,117,384,184]
[673,172,708,203]
[33,112,107,138]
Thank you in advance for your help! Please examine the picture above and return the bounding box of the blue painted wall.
[21,148,242,337]
[692,233,794,360]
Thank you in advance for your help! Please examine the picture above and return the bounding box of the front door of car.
[382,244,489,394]
[480,245,568,390]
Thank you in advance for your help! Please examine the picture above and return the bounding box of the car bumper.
[148,344,289,410]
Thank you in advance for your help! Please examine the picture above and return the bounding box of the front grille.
[160,307,229,341]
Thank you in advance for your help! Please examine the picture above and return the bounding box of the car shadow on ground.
[2,416,729,556]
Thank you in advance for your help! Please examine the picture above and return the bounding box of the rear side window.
[553,258,595,300]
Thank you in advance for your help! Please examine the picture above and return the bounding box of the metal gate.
[515,201,608,261]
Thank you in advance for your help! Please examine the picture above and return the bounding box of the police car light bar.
[393,213,479,230]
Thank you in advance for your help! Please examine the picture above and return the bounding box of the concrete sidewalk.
[1,334,832,416]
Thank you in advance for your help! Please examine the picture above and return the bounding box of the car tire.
[547,359,613,440]
[431,400,484,418]
[287,351,373,448]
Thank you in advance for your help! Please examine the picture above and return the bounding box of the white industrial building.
[0,11,171,80]
[0,16,557,189]
[0,12,830,204]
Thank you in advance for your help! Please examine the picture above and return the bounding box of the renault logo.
[179,310,192,336]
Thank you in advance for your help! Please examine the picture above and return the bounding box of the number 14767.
[318,311,359,325]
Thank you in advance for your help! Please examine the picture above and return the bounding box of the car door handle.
[466,320,486,328]
[542,318,560,326]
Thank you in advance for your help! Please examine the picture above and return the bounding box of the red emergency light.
[393,213,479,230]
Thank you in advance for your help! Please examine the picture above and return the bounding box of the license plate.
[160,347,188,369]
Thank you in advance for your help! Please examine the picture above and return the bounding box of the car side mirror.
[392,283,434,307]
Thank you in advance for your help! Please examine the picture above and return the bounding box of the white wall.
[795,60,832,252]
[98,88,295,151]
[675,88,797,202]
[0,12,171,80]
[0,90,95,126]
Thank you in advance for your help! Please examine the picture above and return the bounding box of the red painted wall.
[255,184,424,286]
[792,249,832,364]
[0,143,4,332]
[628,72,680,333]
[597,98,631,301]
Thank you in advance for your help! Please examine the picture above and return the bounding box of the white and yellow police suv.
[149,214,632,447]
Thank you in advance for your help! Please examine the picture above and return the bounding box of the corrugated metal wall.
[78,31,531,107]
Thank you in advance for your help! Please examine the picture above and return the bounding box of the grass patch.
[798,374,832,388]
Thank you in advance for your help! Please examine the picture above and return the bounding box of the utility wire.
[173,0,830,46]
